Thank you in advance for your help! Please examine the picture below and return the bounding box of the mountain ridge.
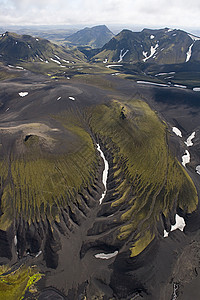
[92,27,200,64]
[65,24,114,48]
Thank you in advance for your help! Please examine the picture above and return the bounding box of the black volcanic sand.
[0,70,200,299]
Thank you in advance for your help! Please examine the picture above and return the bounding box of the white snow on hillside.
[118,49,129,62]
[155,72,175,76]
[188,33,200,41]
[106,64,123,68]
[95,250,118,260]
[137,81,168,87]
[172,127,182,137]
[174,84,187,89]
[164,214,186,238]
[69,96,75,101]
[62,59,70,63]
[182,150,190,167]
[193,87,200,91]
[19,92,28,97]
[196,165,200,175]
[150,35,155,39]
[184,132,195,146]
[54,55,61,60]
[143,44,159,62]
[186,42,194,62]
[50,58,61,65]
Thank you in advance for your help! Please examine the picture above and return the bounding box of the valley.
[0,26,200,300]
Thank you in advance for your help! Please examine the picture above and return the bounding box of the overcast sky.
[0,0,200,31]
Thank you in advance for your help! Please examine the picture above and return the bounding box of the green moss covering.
[0,264,43,300]
[0,111,97,228]
[90,98,198,257]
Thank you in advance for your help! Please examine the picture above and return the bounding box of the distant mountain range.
[65,25,114,48]
[92,28,200,64]
[0,31,85,64]
[1,27,200,68]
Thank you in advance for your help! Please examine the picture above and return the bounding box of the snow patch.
[62,59,70,63]
[174,84,187,89]
[118,49,129,62]
[106,64,123,68]
[184,132,195,147]
[164,214,186,238]
[182,150,190,167]
[54,55,61,60]
[186,42,194,62]
[137,81,168,87]
[5,108,9,112]
[143,44,159,62]
[69,96,75,101]
[35,250,42,258]
[95,250,118,260]
[155,72,175,76]
[96,143,109,205]
[50,58,61,65]
[196,165,200,175]
[14,235,17,246]
[171,215,186,232]
[150,35,155,39]
[19,92,28,97]
[57,97,61,101]
[193,87,200,91]
[167,28,174,32]
[164,230,169,238]
[36,38,39,41]
[172,127,182,137]
[188,33,200,41]
[16,66,24,70]
[103,58,108,63]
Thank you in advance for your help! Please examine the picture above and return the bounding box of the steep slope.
[0,69,199,299]
[65,25,114,48]
[0,31,85,64]
[93,28,200,64]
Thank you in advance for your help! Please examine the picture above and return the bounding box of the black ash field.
[0,28,200,300]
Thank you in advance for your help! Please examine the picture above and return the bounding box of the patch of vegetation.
[0,110,97,228]
[90,99,198,257]
[0,264,43,300]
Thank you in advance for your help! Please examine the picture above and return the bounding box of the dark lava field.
[0,47,200,300]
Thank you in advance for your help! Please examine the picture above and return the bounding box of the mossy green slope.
[0,264,43,300]
[89,99,198,256]
[0,111,97,230]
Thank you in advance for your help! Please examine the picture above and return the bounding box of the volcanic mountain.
[93,28,200,64]
[65,25,114,48]
[0,31,85,64]
[0,28,200,300]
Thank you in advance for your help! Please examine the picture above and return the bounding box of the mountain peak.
[93,27,200,64]
[65,24,114,48]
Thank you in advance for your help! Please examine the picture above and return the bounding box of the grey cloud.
[0,0,200,29]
